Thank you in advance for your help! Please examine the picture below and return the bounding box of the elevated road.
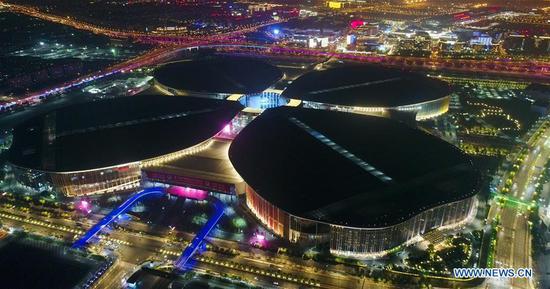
[266,47,550,80]
[0,2,286,43]
[5,42,548,113]
[0,46,184,110]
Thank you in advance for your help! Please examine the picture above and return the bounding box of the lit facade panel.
[231,107,479,258]
[282,66,451,121]
[245,182,477,257]
[329,196,476,258]
[300,95,450,121]
[399,96,451,121]
[245,184,287,237]
[153,79,230,99]
[8,95,243,197]
[50,163,141,197]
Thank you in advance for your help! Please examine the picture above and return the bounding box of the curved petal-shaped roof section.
[229,107,479,228]
[281,65,450,108]
[9,95,243,172]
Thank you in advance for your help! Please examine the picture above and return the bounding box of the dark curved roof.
[229,107,479,228]
[154,58,283,95]
[9,95,243,172]
[281,65,450,108]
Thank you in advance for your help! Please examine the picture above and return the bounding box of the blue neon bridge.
[174,197,225,270]
[72,187,225,270]
[72,187,165,248]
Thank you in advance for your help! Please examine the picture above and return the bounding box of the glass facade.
[50,163,141,197]
[300,95,450,121]
[289,215,330,245]
[329,196,476,258]
[12,138,217,197]
[238,91,289,110]
[153,80,229,99]
[245,181,477,258]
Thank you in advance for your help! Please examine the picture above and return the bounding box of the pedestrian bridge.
[72,186,225,269]
[174,197,225,270]
[72,187,165,248]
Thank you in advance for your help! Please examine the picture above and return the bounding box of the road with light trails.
[0,2,287,43]
[0,45,183,109]
[7,41,548,113]
[486,119,550,289]
[1,0,548,113]
[91,260,136,289]
[0,205,411,289]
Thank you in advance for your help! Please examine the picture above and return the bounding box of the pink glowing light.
[250,232,267,248]
[350,20,365,29]
[167,186,208,200]
[222,124,231,134]
[76,199,92,214]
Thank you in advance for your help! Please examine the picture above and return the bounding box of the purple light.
[76,199,92,214]
[250,232,267,248]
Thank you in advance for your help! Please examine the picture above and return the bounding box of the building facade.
[300,95,450,121]
[12,138,216,197]
[244,182,477,258]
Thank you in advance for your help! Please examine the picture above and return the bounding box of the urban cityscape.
[0,0,548,288]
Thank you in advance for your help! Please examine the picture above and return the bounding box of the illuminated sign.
[167,186,208,200]
[327,1,343,9]
[143,170,233,193]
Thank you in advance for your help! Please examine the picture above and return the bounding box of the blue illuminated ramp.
[72,187,165,249]
[174,197,225,270]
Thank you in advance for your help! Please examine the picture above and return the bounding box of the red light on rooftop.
[350,20,364,29]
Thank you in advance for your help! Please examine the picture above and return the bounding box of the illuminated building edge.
[244,183,477,258]
[299,95,450,121]
[12,138,215,197]
[153,79,231,100]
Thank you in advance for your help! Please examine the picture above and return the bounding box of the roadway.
[0,2,287,43]
[1,2,549,113]
[0,203,409,289]
[4,42,548,113]
[487,120,550,289]
[0,45,182,110]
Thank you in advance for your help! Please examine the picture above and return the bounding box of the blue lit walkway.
[72,187,225,270]
[72,187,165,248]
[174,197,225,270]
